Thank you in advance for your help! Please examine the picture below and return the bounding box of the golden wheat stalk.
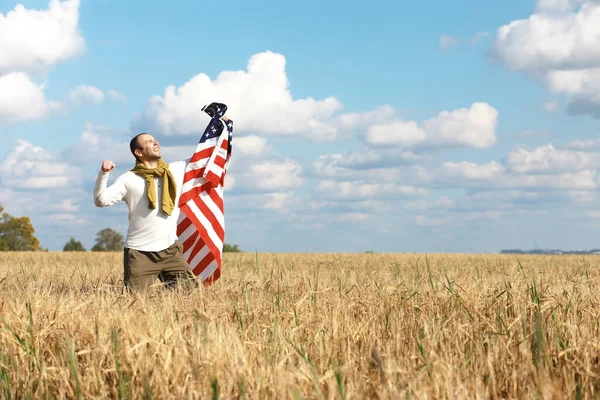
[0,252,598,399]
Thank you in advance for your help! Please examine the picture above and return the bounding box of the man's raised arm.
[94,160,127,207]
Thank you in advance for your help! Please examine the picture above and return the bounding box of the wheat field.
[1,252,599,399]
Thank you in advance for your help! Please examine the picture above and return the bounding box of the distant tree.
[223,243,241,253]
[91,228,124,252]
[63,237,86,252]
[0,204,41,251]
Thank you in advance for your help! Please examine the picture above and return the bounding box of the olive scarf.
[130,159,177,216]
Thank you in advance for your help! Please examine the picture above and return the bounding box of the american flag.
[177,102,233,285]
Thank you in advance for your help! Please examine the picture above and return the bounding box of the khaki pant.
[123,241,198,291]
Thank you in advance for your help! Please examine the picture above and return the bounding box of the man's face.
[135,134,161,161]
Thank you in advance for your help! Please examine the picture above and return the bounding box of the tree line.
[63,228,125,252]
[0,203,241,252]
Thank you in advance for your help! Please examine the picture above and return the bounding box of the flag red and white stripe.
[177,118,232,285]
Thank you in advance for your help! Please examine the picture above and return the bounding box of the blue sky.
[2,0,600,252]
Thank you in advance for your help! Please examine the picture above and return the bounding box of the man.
[93,114,229,291]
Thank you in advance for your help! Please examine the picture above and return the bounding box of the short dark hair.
[129,133,147,159]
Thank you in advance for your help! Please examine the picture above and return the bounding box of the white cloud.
[443,161,505,180]
[337,106,395,131]
[338,213,369,222]
[314,158,425,187]
[317,180,428,199]
[440,157,598,190]
[69,85,105,106]
[313,150,421,180]
[517,130,554,139]
[233,136,269,157]
[545,67,598,93]
[414,191,545,215]
[63,123,131,165]
[406,196,456,211]
[58,199,79,212]
[416,215,451,226]
[493,1,600,116]
[0,189,16,210]
[227,192,299,214]
[536,0,586,13]
[313,136,600,213]
[367,121,426,147]
[0,72,62,123]
[439,32,489,49]
[423,103,498,148]
[223,175,235,191]
[263,193,290,210]
[543,100,559,112]
[439,35,459,49]
[48,213,86,225]
[545,68,600,115]
[315,164,403,183]
[132,51,343,139]
[0,186,87,224]
[568,190,596,203]
[0,0,85,75]
[1,140,80,189]
[132,51,498,148]
[586,209,600,218]
[566,138,600,149]
[468,31,489,44]
[494,2,600,71]
[366,102,498,149]
[156,145,201,165]
[509,170,598,190]
[478,190,543,203]
[0,0,86,124]
[108,90,127,104]
[471,210,508,220]
[506,144,600,173]
[249,159,303,191]
[352,199,393,213]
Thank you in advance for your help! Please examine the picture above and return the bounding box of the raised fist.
[101,160,115,172]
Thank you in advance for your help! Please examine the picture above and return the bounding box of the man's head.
[130,133,161,163]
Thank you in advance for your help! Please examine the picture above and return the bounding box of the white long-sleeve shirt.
[93,160,188,252]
